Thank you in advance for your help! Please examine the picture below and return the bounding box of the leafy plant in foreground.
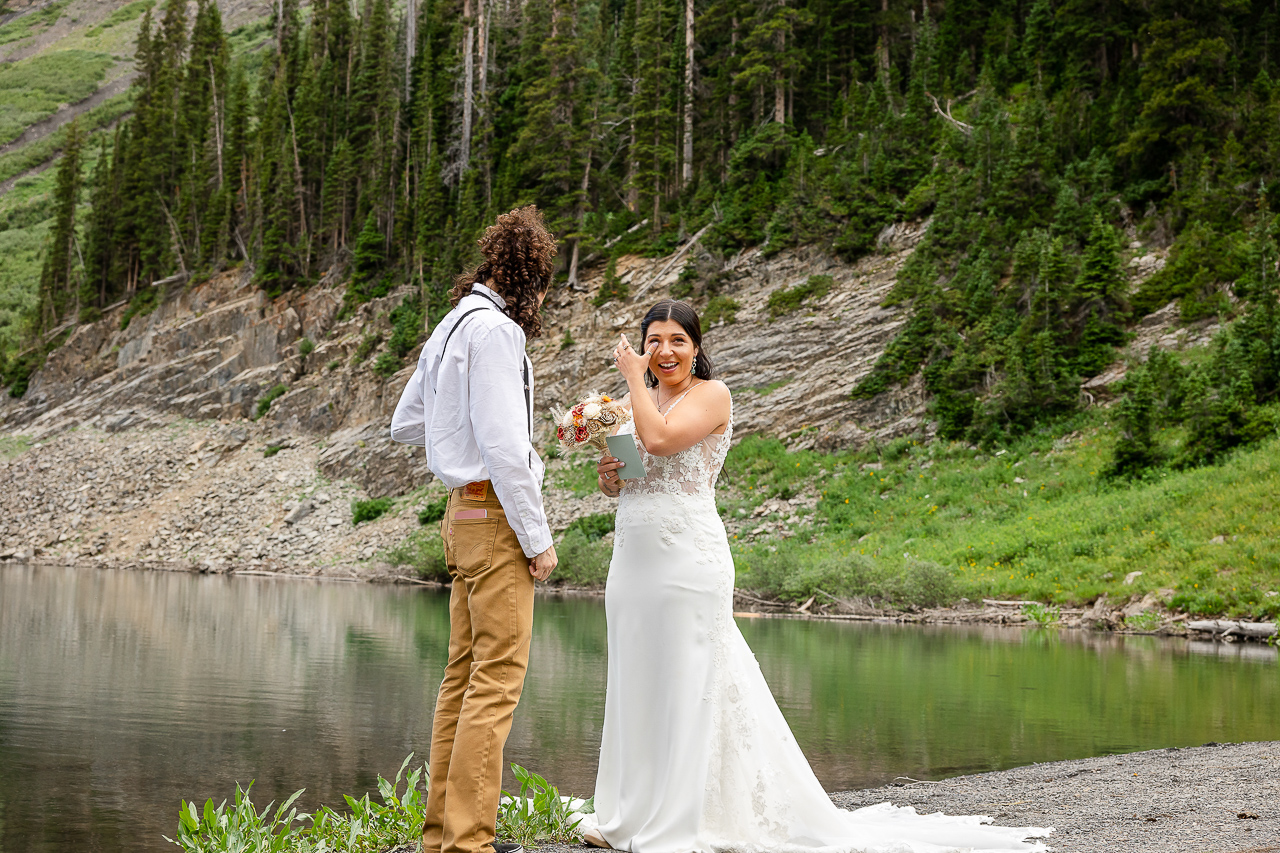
[167,757,588,853]
[1022,602,1061,626]
[497,764,591,846]
[1124,611,1162,632]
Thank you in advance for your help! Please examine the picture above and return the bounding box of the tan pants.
[422,482,535,853]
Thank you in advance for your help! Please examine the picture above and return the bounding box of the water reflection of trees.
[1,565,1276,853]
[739,618,1279,791]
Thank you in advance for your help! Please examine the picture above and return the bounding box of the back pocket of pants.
[453,518,498,577]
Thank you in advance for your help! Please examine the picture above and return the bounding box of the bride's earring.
[693,354,698,373]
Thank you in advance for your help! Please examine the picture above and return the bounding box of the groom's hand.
[530,544,558,581]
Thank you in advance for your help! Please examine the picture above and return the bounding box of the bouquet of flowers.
[552,392,631,452]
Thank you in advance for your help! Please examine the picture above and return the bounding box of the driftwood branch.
[925,90,974,136]
[633,221,714,299]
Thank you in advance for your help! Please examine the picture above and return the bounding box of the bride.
[578,299,1051,853]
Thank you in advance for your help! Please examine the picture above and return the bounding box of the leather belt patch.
[462,481,488,501]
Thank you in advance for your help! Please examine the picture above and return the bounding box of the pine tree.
[38,120,85,331]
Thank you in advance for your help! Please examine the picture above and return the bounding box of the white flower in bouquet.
[552,392,631,452]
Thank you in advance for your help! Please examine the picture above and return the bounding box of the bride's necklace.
[657,378,700,414]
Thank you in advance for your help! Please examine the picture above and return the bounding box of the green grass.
[0,50,116,145]
[765,274,834,318]
[0,90,133,184]
[722,413,1280,620]
[0,107,124,358]
[0,433,30,459]
[0,216,47,353]
[549,454,604,497]
[0,0,72,47]
[85,0,152,36]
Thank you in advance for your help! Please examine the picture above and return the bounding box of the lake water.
[1,563,1277,853]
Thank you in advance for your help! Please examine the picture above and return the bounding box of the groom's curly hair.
[451,205,558,339]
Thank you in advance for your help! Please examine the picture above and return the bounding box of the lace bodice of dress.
[616,384,734,499]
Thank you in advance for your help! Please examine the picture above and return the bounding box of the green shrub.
[352,497,394,525]
[1130,223,1240,321]
[669,261,698,300]
[325,359,341,371]
[563,512,615,541]
[385,528,449,581]
[297,337,315,357]
[1022,601,1061,626]
[560,328,575,350]
[766,274,834,318]
[1,348,43,398]
[262,445,281,458]
[119,287,160,330]
[373,351,402,377]
[555,529,612,586]
[1125,610,1162,632]
[892,559,958,608]
[703,295,740,326]
[592,255,628,306]
[418,497,447,525]
[387,293,425,357]
[253,383,288,419]
[354,332,382,362]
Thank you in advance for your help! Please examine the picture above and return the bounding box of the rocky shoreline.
[1,411,1274,644]
[523,741,1278,853]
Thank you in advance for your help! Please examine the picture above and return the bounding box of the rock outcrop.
[0,227,1207,575]
[2,230,936,490]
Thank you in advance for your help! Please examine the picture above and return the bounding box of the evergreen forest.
[8,0,1280,465]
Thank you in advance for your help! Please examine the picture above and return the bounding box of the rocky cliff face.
[2,226,936,484]
[0,229,1201,575]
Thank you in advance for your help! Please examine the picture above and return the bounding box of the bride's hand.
[613,334,656,385]
[598,452,625,497]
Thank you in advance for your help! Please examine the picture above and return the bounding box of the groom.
[390,205,559,853]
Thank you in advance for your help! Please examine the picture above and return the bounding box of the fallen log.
[1186,619,1277,639]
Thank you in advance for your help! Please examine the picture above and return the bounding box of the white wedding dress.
[580,388,1051,853]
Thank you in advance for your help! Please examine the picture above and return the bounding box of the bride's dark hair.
[639,299,715,388]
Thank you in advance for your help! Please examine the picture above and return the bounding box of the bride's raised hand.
[612,333,656,385]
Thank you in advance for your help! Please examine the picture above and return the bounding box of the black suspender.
[433,290,534,461]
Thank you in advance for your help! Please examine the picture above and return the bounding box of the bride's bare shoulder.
[700,380,732,405]
[692,380,732,421]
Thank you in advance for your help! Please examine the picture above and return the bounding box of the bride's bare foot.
[582,828,612,849]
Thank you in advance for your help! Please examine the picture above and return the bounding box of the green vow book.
[605,434,647,480]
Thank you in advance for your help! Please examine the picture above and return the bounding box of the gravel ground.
[531,741,1279,853]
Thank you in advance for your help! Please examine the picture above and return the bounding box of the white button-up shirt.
[390,285,553,557]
